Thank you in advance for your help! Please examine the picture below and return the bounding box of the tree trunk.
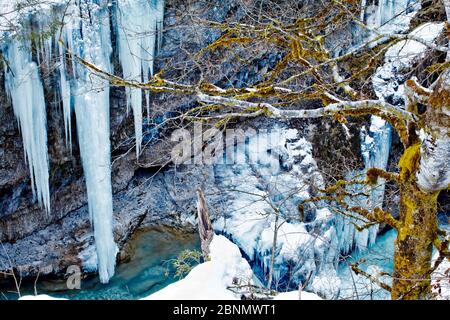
[392,187,439,299]
[391,144,440,299]
[267,211,279,289]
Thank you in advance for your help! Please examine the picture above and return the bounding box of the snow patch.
[143,235,253,300]
[19,294,67,300]
[273,290,322,300]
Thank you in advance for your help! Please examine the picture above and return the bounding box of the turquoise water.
[3,226,438,300]
[2,228,200,300]
[336,229,397,300]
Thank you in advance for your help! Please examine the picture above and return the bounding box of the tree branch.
[351,262,392,292]
[299,178,401,229]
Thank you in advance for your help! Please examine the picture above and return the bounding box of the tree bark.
[392,184,439,299]
[391,66,449,300]
[391,136,441,299]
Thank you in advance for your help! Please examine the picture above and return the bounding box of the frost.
[213,128,362,292]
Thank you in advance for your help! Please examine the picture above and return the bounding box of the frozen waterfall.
[115,0,165,157]
[57,1,118,284]
[1,0,165,283]
[4,39,51,213]
[336,0,422,252]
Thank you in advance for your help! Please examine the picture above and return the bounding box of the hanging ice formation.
[334,0,422,253]
[115,0,165,157]
[4,38,51,213]
[1,0,165,283]
[362,0,421,214]
[362,0,420,32]
[58,1,118,284]
[58,40,72,150]
[353,0,421,48]
[337,117,393,253]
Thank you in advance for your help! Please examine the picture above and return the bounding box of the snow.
[145,234,323,301]
[212,128,363,293]
[273,290,322,300]
[373,22,445,103]
[417,131,450,192]
[4,39,51,213]
[432,253,450,300]
[143,235,254,300]
[309,270,342,299]
[115,0,165,157]
[19,294,67,301]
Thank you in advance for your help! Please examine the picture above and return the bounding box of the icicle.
[361,0,420,31]
[116,0,165,158]
[360,0,367,22]
[340,0,423,253]
[60,0,117,283]
[156,0,165,54]
[58,41,72,150]
[4,40,51,213]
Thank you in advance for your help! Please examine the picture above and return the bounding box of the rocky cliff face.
[0,0,375,281]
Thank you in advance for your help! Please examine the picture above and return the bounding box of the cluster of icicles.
[337,0,420,252]
[2,0,418,284]
[2,0,164,283]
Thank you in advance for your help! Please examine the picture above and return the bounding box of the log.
[196,188,214,258]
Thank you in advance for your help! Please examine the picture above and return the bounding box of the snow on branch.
[197,93,415,122]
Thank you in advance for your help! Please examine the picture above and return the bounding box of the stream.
[1,227,200,300]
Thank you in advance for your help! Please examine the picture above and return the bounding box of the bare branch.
[351,262,392,292]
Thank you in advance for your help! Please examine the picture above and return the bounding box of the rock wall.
[0,0,373,280]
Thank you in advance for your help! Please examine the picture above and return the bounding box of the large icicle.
[61,1,117,283]
[2,0,166,283]
[58,40,72,150]
[115,0,164,157]
[4,39,51,213]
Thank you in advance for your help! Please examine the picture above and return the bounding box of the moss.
[392,140,442,299]
[398,143,421,181]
